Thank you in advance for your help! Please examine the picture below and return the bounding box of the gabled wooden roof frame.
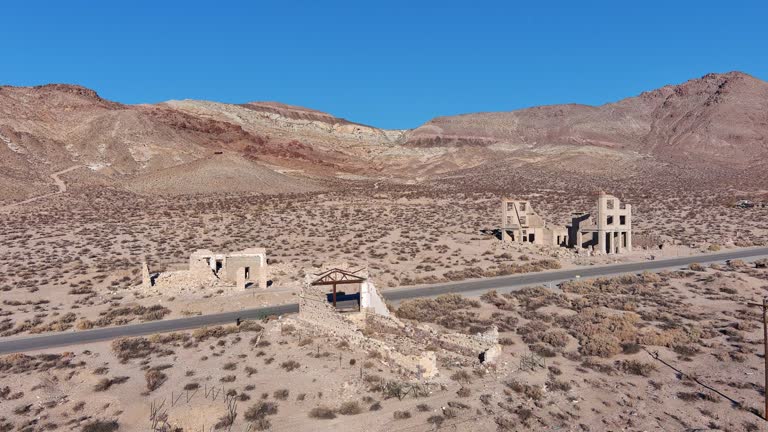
[310,268,366,286]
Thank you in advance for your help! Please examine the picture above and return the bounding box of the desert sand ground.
[0,181,766,338]
[1,262,767,431]
[1,178,768,432]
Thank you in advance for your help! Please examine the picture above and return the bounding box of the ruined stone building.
[299,267,390,317]
[296,266,500,380]
[500,199,568,246]
[501,192,633,254]
[568,192,632,254]
[188,248,268,289]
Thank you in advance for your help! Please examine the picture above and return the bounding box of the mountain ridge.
[1,71,766,203]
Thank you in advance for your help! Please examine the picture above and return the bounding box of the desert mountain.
[1,72,767,203]
[406,72,768,168]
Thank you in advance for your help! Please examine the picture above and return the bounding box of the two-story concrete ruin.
[500,199,569,247]
[568,192,632,254]
[501,191,632,255]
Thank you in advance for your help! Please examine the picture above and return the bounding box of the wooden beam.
[312,279,363,286]
[332,283,337,308]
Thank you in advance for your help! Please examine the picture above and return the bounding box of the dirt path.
[0,165,82,210]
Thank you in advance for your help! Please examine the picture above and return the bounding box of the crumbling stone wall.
[297,270,438,379]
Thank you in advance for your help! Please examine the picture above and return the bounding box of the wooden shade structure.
[310,268,366,308]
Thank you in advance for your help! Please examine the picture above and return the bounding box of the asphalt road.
[1,247,766,355]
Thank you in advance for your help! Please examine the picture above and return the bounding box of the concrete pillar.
[141,261,152,289]
[236,267,246,291]
[258,268,267,290]
[258,255,268,289]
[598,230,606,254]
[626,230,632,252]
[576,232,583,249]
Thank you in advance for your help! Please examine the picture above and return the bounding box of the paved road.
[0,247,766,355]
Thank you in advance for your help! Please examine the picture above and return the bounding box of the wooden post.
[332,283,337,307]
[763,297,767,420]
[748,298,768,421]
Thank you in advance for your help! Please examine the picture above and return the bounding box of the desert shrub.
[140,305,170,322]
[673,344,700,357]
[505,380,544,400]
[76,320,94,330]
[309,406,336,419]
[689,263,705,272]
[94,378,113,392]
[252,418,271,431]
[273,389,289,400]
[244,401,278,421]
[395,294,479,323]
[456,387,471,397]
[450,370,472,383]
[280,360,300,371]
[81,420,119,432]
[381,381,429,400]
[495,416,517,430]
[541,329,570,348]
[239,320,263,332]
[621,343,642,354]
[677,392,700,402]
[393,410,412,420]
[499,337,516,345]
[337,401,363,415]
[559,308,639,358]
[145,369,167,392]
[637,326,700,348]
[184,383,199,391]
[581,334,622,358]
[617,360,657,377]
[192,325,239,341]
[94,376,128,392]
[580,358,616,374]
[427,415,445,427]
[530,343,557,358]
[416,403,431,412]
[547,378,572,392]
[111,334,187,362]
[369,401,382,411]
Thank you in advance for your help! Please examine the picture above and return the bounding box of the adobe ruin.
[295,266,501,380]
[501,191,632,254]
[500,199,569,246]
[569,191,632,254]
[188,248,268,290]
[139,247,269,292]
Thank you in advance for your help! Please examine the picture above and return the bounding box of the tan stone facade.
[502,191,633,255]
[568,192,632,254]
[500,199,568,246]
[188,247,268,289]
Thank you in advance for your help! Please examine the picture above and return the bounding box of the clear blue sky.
[1,0,766,129]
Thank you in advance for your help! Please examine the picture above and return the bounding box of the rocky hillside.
[406,72,768,168]
[1,72,767,203]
